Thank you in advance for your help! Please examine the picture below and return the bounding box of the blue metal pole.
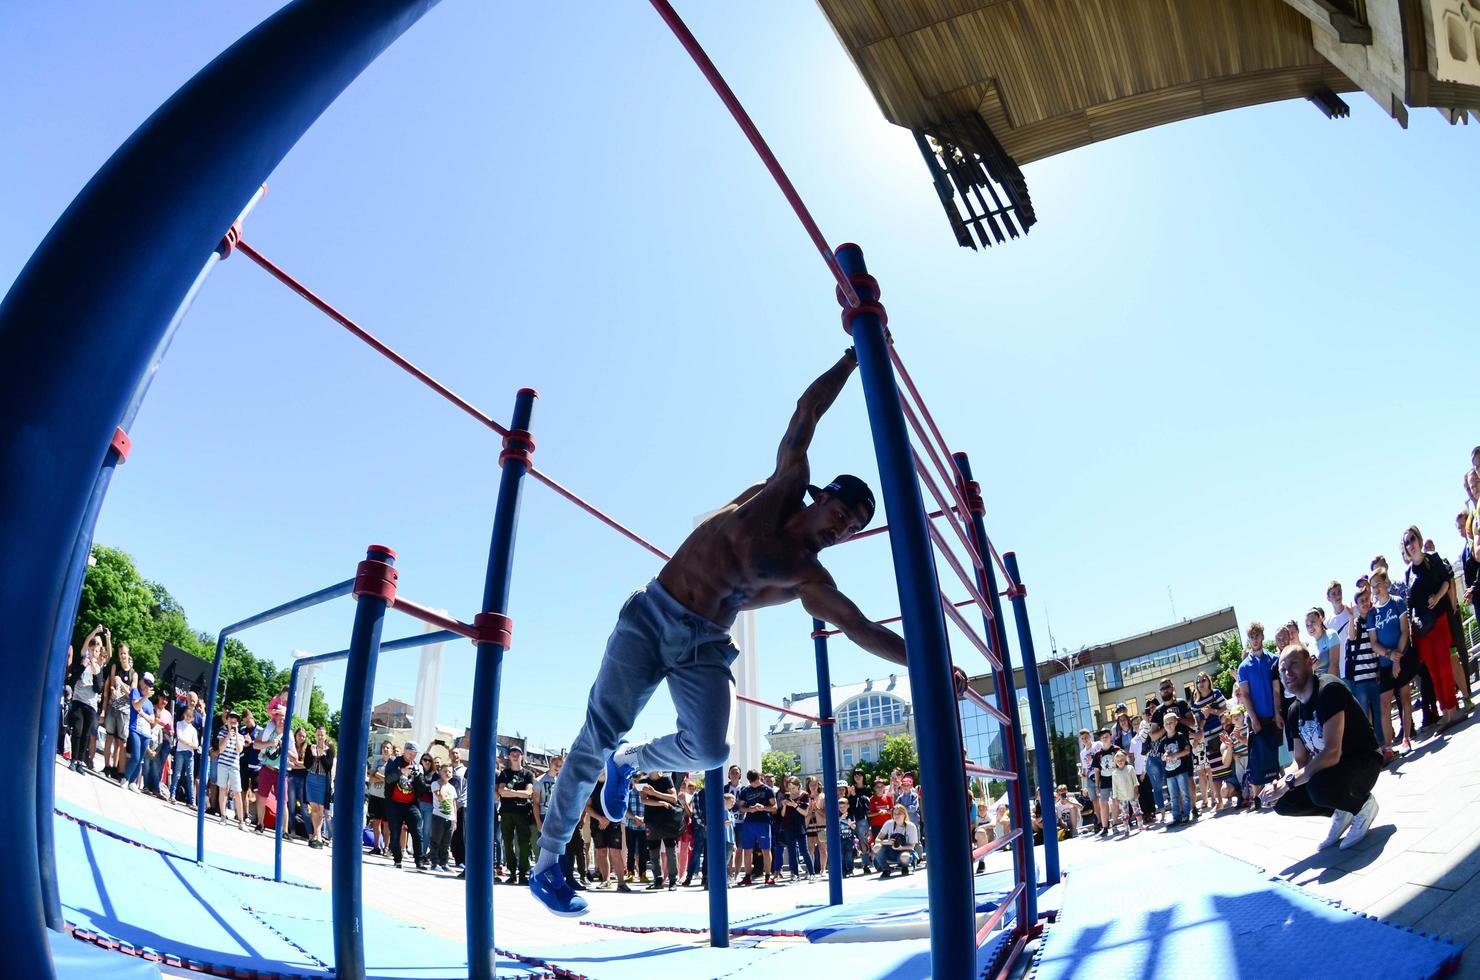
[196,577,355,863]
[467,389,536,980]
[834,243,975,975]
[0,3,438,967]
[704,765,729,948]
[275,660,303,883]
[813,619,843,907]
[953,451,1037,928]
[333,545,397,980]
[1004,550,1059,886]
[197,632,230,864]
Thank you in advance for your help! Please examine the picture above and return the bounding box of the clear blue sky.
[4,2,1475,750]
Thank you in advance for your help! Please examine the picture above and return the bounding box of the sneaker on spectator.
[1318,809,1355,849]
[530,865,589,917]
[1339,795,1380,850]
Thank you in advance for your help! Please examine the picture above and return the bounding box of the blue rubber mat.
[503,926,1017,979]
[56,813,546,978]
[51,929,161,980]
[56,801,316,886]
[1030,835,1461,980]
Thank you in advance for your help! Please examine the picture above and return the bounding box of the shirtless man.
[529,349,950,916]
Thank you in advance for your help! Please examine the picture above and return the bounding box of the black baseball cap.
[807,475,876,528]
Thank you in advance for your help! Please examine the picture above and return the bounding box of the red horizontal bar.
[735,693,831,725]
[525,465,672,561]
[813,598,973,638]
[960,686,1012,727]
[389,596,479,641]
[942,597,1003,673]
[964,762,1017,780]
[989,932,1032,980]
[911,443,985,572]
[646,0,860,309]
[847,507,950,543]
[971,828,1021,862]
[977,881,1025,944]
[928,521,993,616]
[235,238,673,564]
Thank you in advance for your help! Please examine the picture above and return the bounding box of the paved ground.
[55,710,1480,977]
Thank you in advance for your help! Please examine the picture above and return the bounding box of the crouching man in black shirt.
[1271,645,1383,851]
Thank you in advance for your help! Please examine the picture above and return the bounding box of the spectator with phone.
[66,627,108,773]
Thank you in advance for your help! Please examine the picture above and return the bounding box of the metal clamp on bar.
[499,427,535,468]
[109,426,131,462]
[352,549,399,603]
[840,300,888,336]
[810,629,829,639]
[964,479,985,516]
[1006,583,1028,599]
[472,611,513,649]
[216,220,243,258]
[834,271,880,309]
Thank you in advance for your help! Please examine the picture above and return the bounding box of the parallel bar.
[389,596,477,640]
[813,619,844,907]
[332,546,396,979]
[904,418,981,570]
[991,932,1032,980]
[928,521,993,615]
[467,389,536,978]
[942,597,1003,672]
[956,452,1036,930]
[812,598,972,637]
[961,685,1012,727]
[705,764,729,947]
[644,0,859,308]
[964,762,1018,780]
[734,693,830,725]
[847,507,949,543]
[524,466,671,561]
[977,882,1025,944]
[196,577,356,863]
[1005,550,1059,885]
[972,828,1022,861]
[839,244,975,976]
[276,659,305,884]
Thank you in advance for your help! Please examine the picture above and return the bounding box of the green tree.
[1211,634,1245,697]
[876,733,918,776]
[74,545,154,661]
[761,749,800,778]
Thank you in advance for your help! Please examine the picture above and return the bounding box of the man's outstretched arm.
[773,349,857,479]
[799,578,905,667]
[800,576,971,695]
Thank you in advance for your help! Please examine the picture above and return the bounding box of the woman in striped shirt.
[1345,587,1391,759]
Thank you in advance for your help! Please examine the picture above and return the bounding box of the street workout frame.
[1,1,1055,977]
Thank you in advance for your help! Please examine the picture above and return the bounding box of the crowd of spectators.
[1062,446,1480,852]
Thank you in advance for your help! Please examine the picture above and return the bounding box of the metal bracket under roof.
[914,114,1036,251]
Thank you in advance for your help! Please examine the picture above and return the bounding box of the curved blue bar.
[467,389,536,979]
[954,451,1037,927]
[835,243,976,975]
[813,619,844,907]
[0,2,440,969]
[1004,550,1059,885]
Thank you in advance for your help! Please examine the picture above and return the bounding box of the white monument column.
[289,649,316,724]
[696,510,761,772]
[412,615,447,752]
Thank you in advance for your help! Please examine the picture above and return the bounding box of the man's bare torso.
[656,485,823,628]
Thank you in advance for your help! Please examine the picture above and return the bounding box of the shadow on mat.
[1275,824,1396,885]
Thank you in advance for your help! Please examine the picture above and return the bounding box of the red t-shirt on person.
[868,792,894,828]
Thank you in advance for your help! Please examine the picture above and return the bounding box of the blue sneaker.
[601,742,637,823]
[529,864,588,918]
